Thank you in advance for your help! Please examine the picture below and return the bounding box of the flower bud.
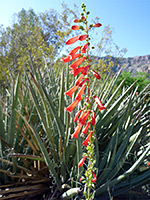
[71,25,81,30]
[92,70,101,79]
[73,19,80,23]
[81,16,85,21]
[93,23,102,27]
[78,156,87,167]
[92,172,97,183]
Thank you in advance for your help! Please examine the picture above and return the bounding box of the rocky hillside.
[112,55,150,74]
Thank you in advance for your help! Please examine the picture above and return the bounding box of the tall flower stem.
[62,3,104,199]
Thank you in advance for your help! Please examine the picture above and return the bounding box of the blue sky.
[0,0,149,58]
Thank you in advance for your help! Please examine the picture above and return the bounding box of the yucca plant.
[94,72,150,199]
[0,60,150,199]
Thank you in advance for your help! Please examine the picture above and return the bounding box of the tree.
[92,25,127,74]
[116,71,150,93]
[0,4,77,90]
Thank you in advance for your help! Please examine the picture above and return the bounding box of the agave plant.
[0,60,150,199]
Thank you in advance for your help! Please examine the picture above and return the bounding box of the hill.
[111,55,150,74]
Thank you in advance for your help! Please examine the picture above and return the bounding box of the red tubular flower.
[65,99,80,112]
[81,43,88,53]
[75,84,86,101]
[73,18,80,23]
[79,78,88,87]
[92,112,96,126]
[69,56,86,69]
[71,25,81,30]
[74,109,83,122]
[75,74,84,86]
[81,65,90,75]
[78,156,87,167]
[62,55,72,63]
[69,46,81,56]
[82,131,93,147]
[93,23,102,27]
[92,70,101,79]
[80,110,91,125]
[70,53,81,60]
[79,34,87,41]
[65,35,79,45]
[92,172,97,183]
[70,67,84,77]
[72,124,82,138]
[79,110,87,123]
[65,85,79,98]
[62,54,81,63]
[94,96,106,111]
[82,121,91,135]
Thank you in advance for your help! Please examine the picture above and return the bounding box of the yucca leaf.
[58,68,65,123]
[96,126,149,195]
[0,103,5,157]
[96,81,136,132]
[26,74,56,152]
[15,111,61,187]
[9,74,20,146]
[112,169,150,196]
[10,154,45,162]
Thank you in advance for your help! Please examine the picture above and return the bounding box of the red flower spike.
[82,121,91,135]
[79,78,88,87]
[81,65,90,75]
[65,99,80,112]
[78,156,87,167]
[92,70,101,79]
[92,172,97,183]
[73,18,80,23]
[74,109,83,122]
[65,35,79,45]
[75,74,84,86]
[94,96,106,111]
[81,43,88,53]
[93,23,102,27]
[69,46,81,56]
[80,110,91,125]
[75,84,86,101]
[79,35,87,41]
[72,124,82,138]
[69,56,86,69]
[71,25,81,30]
[65,85,79,98]
[92,112,96,126]
[82,131,93,147]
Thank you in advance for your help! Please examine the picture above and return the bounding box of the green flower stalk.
[62,3,105,199]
